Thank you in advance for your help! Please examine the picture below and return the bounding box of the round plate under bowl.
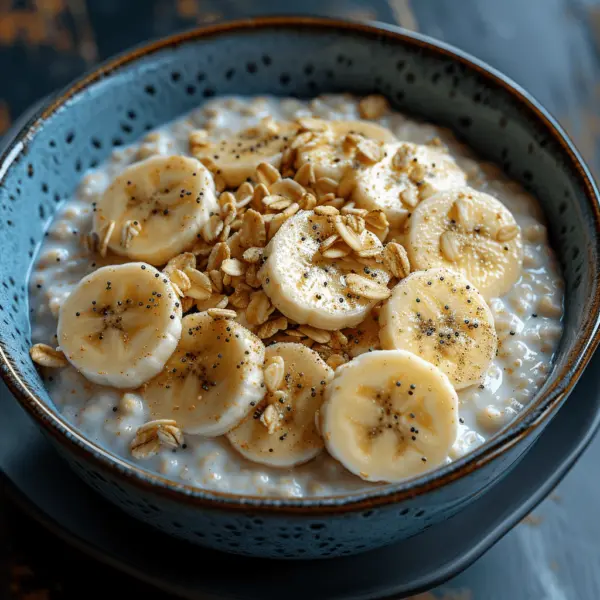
[2,17,599,560]
[3,347,599,600]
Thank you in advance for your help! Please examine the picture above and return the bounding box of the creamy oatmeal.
[28,94,564,497]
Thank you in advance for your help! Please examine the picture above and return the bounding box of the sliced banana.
[139,309,266,437]
[94,155,218,266]
[227,343,333,467]
[379,268,497,390]
[320,349,458,482]
[352,142,467,228]
[406,187,523,299]
[260,210,391,330]
[57,263,182,388]
[141,311,265,436]
[191,120,299,188]
[295,120,397,182]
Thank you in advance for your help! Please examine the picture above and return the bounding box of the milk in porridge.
[28,94,564,497]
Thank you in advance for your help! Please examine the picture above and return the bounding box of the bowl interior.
[0,19,598,501]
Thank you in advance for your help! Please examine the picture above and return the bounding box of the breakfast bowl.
[1,16,599,559]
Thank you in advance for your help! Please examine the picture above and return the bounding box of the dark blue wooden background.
[2,1,600,598]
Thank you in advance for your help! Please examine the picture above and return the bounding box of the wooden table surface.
[2,1,600,598]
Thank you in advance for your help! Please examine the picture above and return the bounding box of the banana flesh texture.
[192,120,300,187]
[94,155,218,266]
[260,210,391,330]
[227,343,333,467]
[352,142,467,228]
[320,349,459,482]
[295,119,397,181]
[142,311,265,436]
[379,268,497,390]
[406,187,523,300]
[57,263,182,388]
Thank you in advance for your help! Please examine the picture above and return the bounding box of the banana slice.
[379,268,497,390]
[320,349,458,482]
[191,120,299,188]
[142,311,266,436]
[406,188,523,299]
[57,263,182,388]
[352,142,467,228]
[94,155,218,266]
[295,120,397,182]
[227,343,333,467]
[260,210,391,330]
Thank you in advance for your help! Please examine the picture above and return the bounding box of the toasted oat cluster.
[28,94,563,494]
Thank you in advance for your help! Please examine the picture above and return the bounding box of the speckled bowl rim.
[1,16,599,513]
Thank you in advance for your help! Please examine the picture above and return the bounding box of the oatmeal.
[28,94,564,497]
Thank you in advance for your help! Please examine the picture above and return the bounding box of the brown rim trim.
[2,15,600,514]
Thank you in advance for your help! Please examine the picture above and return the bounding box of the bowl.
[1,16,599,559]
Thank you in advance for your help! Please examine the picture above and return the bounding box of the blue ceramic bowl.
[1,17,599,559]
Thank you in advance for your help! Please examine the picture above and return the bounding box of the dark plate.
[1,16,599,560]
[2,345,599,600]
[1,87,599,598]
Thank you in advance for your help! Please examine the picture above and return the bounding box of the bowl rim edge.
[1,14,599,513]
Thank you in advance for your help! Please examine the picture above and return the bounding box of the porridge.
[28,94,564,497]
